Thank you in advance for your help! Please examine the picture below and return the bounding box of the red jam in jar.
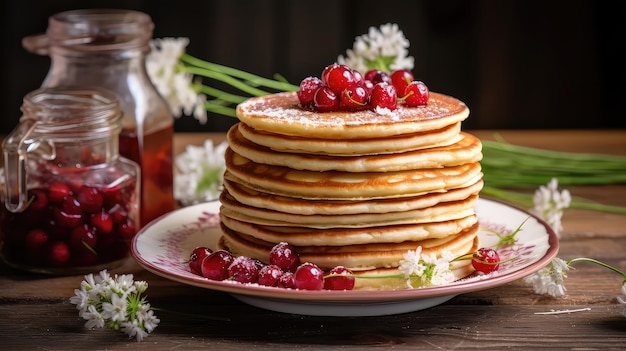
[0,88,140,274]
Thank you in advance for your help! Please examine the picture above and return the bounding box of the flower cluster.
[147,37,207,123]
[174,139,229,205]
[337,23,414,74]
[530,178,571,237]
[69,270,159,342]
[398,247,456,288]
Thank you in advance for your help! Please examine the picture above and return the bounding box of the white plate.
[131,198,558,316]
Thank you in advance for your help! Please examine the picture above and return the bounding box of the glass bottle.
[23,8,175,227]
[1,87,140,274]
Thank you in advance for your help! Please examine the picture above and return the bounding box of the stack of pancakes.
[218,91,483,290]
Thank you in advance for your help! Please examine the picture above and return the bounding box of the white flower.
[398,246,455,288]
[82,304,105,329]
[337,23,415,73]
[174,139,229,205]
[147,37,208,124]
[137,303,160,333]
[121,319,149,342]
[617,283,626,318]
[399,247,427,279]
[530,178,571,237]
[69,269,159,342]
[102,293,128,322]
[523,257,570,297]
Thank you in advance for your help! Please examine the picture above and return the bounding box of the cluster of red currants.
[188,244,502,291]
[296,63,429,112]
[188,242,356,290]
[1,179,137,268]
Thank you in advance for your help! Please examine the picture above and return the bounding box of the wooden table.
[1,130,625,350]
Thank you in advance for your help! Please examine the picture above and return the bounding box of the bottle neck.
[44,48,148,86]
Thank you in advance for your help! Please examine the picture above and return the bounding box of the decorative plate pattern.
[131,198,558,316]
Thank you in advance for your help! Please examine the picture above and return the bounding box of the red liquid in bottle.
[119,124,175,227]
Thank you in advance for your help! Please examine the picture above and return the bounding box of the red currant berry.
[324,265,355,290]
[48,181,71,203]
[62,196,82,214]
[201,250,234,281]
[472,248,501,274]
[362,79,375,95]
[352,69,364,86]
[269,242,301,273]
[118,218,137,240]
[108,204,128,223]
[257,264,284,287]
[227,256,263,283]
[27,189,48,212]
[102,185,125,208]
[53,208,83,228]
[390,69,414,95]
[69,225,98,252]
[277,271,295,289]
[46,241,71,267]
[189,246,213,276]
[339,85,369,111]
[364,70,391,84]
[297,76,324,107]
[90,211,113,234]
[370,83,397,111]
[25,229,49,252]
[322,63,358,94]
[313,86,339,112]
[403,81,429,106]
[294,262,325,290]
[76,186,103,213]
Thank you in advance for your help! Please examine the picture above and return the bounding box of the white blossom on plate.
[398,246,455,288]
[338,23,415,73]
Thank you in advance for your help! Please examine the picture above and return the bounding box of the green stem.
[198,85,249,104]
[181,54,299,92]
[180,65,271,97]
[481,186,626,215]
[567,258,626,284]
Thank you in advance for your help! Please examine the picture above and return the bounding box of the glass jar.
[0,88,140,275]
[23,8,175,227]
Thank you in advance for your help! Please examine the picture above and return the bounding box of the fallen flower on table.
[69,270,159,342]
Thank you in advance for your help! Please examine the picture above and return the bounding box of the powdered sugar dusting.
[236,92,468,128]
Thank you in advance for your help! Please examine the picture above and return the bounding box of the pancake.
[237,121,463,156]
[218,221,479,271]
[219,212,478,246]
[236,92,469,139]
[222,178,484,215]
[224,150,483,199]
[220,190,479,228]
[228,124,483,172]
[218,89,483,290]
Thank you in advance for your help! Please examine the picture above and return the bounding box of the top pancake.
[236,91,469,139]
[237,120,463,156]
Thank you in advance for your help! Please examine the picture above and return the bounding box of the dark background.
[2,0,625,134]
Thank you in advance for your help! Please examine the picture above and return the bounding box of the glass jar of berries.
[0,87,140,274]
[22,8,175,227]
